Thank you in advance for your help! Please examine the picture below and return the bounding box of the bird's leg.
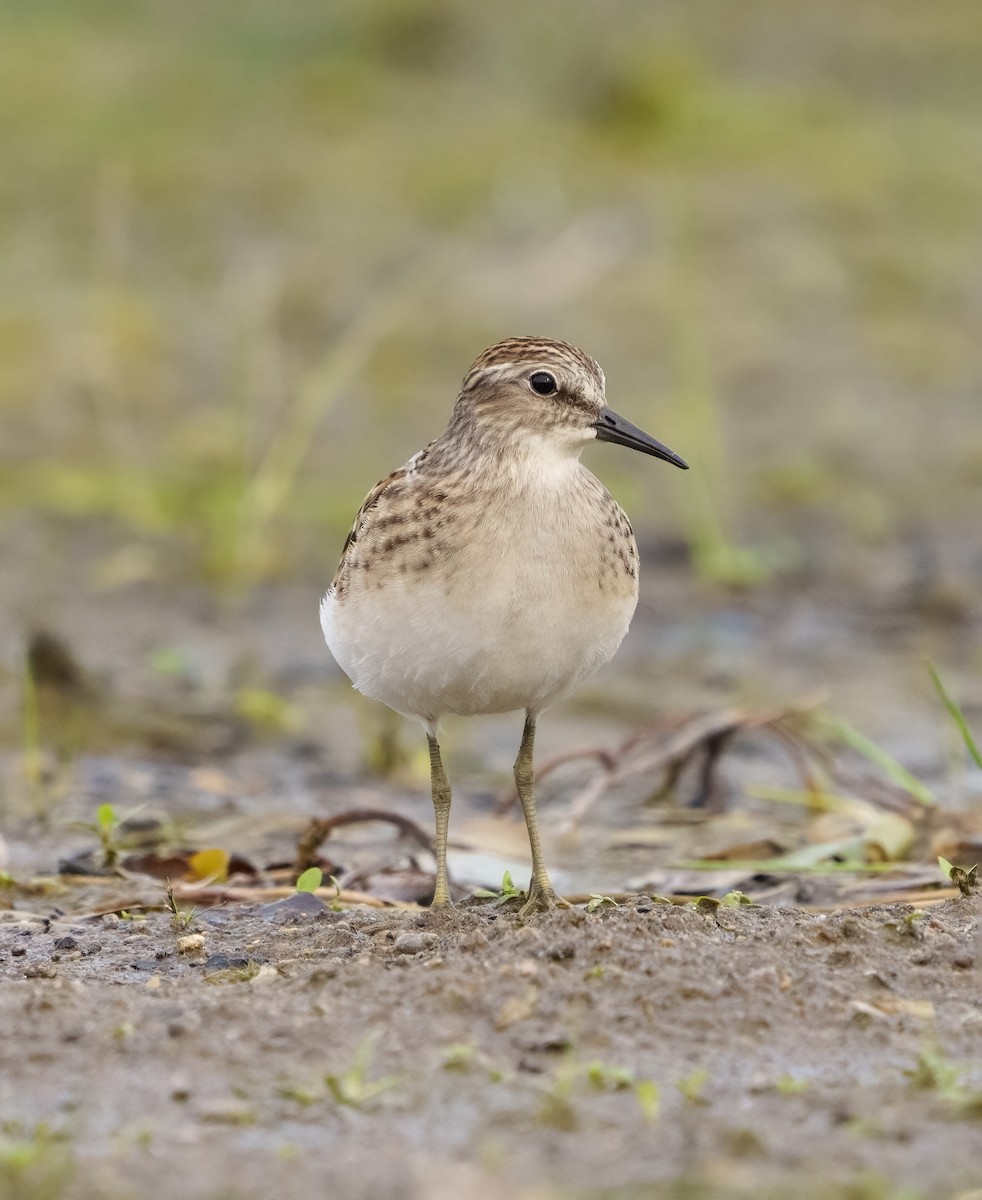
[514,711,571,918]
[426,731,453,906]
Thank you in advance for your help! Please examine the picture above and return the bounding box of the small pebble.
[393,932,439,955]
[260,892,329,922]
[203,953,249,971]
[25,962,58,979]
[176,934,206,955]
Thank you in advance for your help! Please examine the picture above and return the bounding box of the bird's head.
[452,336,688,469]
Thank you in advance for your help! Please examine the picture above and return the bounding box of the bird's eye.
[529,371,557,396]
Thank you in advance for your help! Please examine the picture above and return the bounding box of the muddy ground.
[1,554,981,1200]
[0,894,979,1200]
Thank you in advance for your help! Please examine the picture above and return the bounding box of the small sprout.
[165,885,197,931]
[324,1033,405,1109]
[775,1074,810,1095]
[474,870,525,906]
[537,1056,658,1129]
[295,867,323,894]
[203,964,260,985]
[905,1046,963,1097]
[939,856,979,897]
[148,646,188,676]
[719,890,756,907]
[536,1058,579,1131]
[820,715,934,806]
[585,1061,635,1090]
[277,1084,320,1108]
[675,1068,710,1105]
[693,896,720,913]
[585,894,619,914]
[93,804,121,867]
[233,686,301,734]
[327,875,344,911]
[927,660,982,769]
[635,1079,660,1122]
[441,1043,477,1071]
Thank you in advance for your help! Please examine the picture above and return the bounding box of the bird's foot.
[517,882,573,920]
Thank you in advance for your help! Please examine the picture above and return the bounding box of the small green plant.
[20,657,43,806]
[70,803,122,868]
[474,870,525,906]
[675,1067,710,1104]
[585,1061,635,1090]
[295,867,344,911]
[905,1045,982,1114]
[927,661,982,769]
[819,715,935,806]
[439,1042,507,1081]
[295,867,323,894]
[537,1055,660,1129]
[938,856,979,897]
[203,964,260,985]
[0,1122,74,1199]
[441,1043,478,1071]
[164,885,197,931]
[324,1033,405,1109]
[584,894,619,913]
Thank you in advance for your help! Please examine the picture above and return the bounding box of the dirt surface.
[2,559,981,1200]
[1,893,979,1200]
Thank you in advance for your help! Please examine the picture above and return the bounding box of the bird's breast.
[324,462,640,719]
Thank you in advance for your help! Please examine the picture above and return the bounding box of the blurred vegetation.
[1,0,981,590]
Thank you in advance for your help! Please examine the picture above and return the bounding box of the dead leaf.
[188,848,230,883]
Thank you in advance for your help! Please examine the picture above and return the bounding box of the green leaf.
[819,715,935,806]
[97,803,117,830]
[296,867,323,894]
[927,660,982,769]
[675,1068,710,1104]
[635,1079,660,1122]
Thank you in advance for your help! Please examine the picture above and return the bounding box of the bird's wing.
[329,445,432,597]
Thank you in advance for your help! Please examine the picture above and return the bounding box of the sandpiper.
[321,337,688,916]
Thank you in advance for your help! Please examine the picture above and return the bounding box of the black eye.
[529,371,557,396]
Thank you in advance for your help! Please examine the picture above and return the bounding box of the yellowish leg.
[427,732,453,907]
[514,711,571,918]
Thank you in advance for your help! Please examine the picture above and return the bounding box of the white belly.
[322,564,636,722]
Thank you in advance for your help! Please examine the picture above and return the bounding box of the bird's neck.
[430,419,586,492]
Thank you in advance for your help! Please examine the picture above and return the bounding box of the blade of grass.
[927,660,982,769]
[819,714,935,806]
[21,655,42,801]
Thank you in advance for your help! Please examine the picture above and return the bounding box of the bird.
[321,336,688,917]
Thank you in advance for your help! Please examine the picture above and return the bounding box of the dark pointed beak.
[594,406,689,469]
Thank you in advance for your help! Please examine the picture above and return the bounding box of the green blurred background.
[2,0,981,596]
